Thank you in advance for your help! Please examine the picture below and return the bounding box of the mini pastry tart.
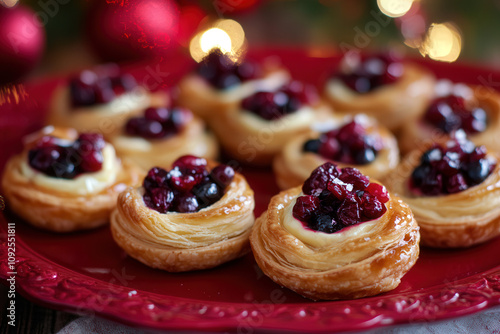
[251,162,419,300]
[177,50,289,120]
[273,115,399,189]
[110,156,255,272]
[110,106,218,171]
[47,65,168,140]
[385,132,500,248]
[323,52,435,131]
[209,80,335,165]
[398,81,500,154]
[1,126,142,232]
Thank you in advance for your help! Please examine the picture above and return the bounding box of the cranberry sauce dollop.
[292,162,390,233]
[334,53,403,94]
[303,120,383,165]
[125,107,192,140]
[28,133,106,179]
[142,155,235,214]
[423,94,488,134]
[410,135,496,196]
[69,67,138,108]
[196,50,261,89]
[241,81,319,121]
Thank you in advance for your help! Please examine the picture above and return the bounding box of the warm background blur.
[1,0,500,85]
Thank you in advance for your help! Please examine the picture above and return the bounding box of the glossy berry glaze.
[334,53,403,93]
[410,135,496,196]
[303,120,383,165]
[28,133,106,179]
[196,50,261,89]
[69,68,138,107]
[142,155,235,214]
[241,81,319,121]
[125,107,192,140]
[292,162,390,233]
[423,94,488,134]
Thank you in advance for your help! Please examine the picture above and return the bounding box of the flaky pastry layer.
[110,172,255,272]
[250,186,420,300]
[385,151,500,248]
[273,116,399,190]
[324,64,435,131]
[110,116,218,171]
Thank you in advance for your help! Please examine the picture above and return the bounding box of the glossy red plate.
[1,48,500,333]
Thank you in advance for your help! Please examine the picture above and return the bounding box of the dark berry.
[293,195,320,223]
[338,167,370,189]
[360,193,386,219]
[445,173,468,194]
[302,162,341,195]
[194,182,222,209]
[147,188,174,214]
[337,199,360,226]
[144,107,170,123]
[303,139,322,153]
[175,194,199,213]
[80,150,103,173]
[210,164,235,188]
[309,214,340,234]
[466,159,491,184]
[143,167,168,190]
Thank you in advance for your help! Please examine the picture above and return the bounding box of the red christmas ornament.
[177,3,206,47]
[86,0,180,62]
[0,5,45,85]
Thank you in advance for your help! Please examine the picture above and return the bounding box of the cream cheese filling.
[282,194,379,248]
[21,144,120,195]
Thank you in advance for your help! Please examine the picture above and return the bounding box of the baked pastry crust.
[385,150,500,248]
[208,104,335,166]
[273,115,399,190]
[177,65,289,121]
[250,186,420,300]
[110,171,255,272]
[47,85,168,140]
[398,85,500,154]
[324,63,435,131]
[1,127,143,232]
[110,115,219,171]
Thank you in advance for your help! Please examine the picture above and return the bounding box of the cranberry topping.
[69,68,137,107]
[409,134,496,196]
[142,155,235,214]
[303,120,383,165]
[241,81,319,121]
[293,162,390,233]
[196,50,261,89]
[28,133,106,179]
[334,53,403,93]
[125,107,192,140]
[423,94,488,135]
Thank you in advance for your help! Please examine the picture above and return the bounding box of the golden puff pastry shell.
[47,85,168,140]
[324,63,435,131]
[177,67,290,121]
[208,104,335,166]
[385,151,500,248]
[2,155,142,232]
[110,116,219,171]
[273,116,399,190]
[110,172,255,272]
[398,85,500,154]
[250,186,420,300]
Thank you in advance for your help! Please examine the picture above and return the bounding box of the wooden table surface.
[0,285,77,334]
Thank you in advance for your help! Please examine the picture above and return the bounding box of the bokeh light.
[189,19,246,63]
[420,23,462,62]
[377,0,414,18]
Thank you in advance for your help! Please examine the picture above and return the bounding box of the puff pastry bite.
[385,132,500,248]
[251,162,420,300]
[110,155,255,272]
[324,52,435,131]
[110,105,218,171]
[47,65,168,139]
[398,81,500,154]
[177,50,289,120]
[273,114,399,189]
[1,126,142,232]
[208,80,334,165]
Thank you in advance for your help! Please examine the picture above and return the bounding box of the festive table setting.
[1,1,500,333]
